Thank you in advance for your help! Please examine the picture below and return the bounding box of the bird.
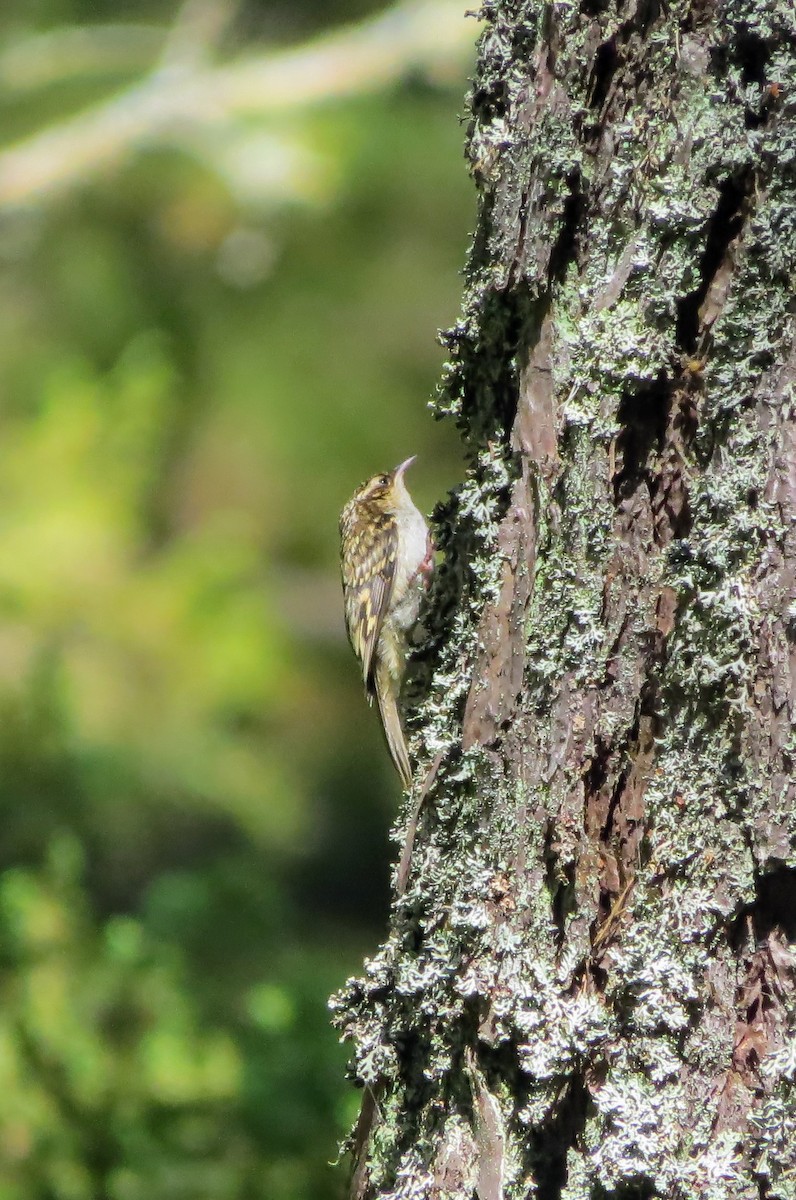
[339,456,433,788]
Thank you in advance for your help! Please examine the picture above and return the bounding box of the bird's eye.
[378,474,389,486]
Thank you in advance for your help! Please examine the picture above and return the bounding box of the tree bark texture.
[333,1,796,1197]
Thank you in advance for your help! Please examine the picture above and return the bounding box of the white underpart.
[390,479,429,632]
[377,476,429,684]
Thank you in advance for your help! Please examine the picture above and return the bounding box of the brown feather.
[340,497,397,694]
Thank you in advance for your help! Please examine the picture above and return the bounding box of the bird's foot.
[417,539,435,582]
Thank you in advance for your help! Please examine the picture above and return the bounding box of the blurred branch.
[160,0,239,69]
[0,0,479,211]
[0,24,164,90]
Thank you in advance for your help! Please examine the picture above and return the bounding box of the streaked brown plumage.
[339,457,432,788]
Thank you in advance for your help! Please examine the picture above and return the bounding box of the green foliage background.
[0,2,474,1195]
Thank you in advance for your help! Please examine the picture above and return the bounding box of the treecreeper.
[339,456,433,787]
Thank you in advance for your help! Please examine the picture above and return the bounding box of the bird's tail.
[375,658,412,789]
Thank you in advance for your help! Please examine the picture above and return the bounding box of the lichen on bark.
[331,0,796,1197]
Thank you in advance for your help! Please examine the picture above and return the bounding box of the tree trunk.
[333,1,796,1197]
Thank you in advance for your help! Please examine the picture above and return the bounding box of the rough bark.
[332,1,796,1197]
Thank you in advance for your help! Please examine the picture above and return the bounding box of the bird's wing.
[340,503,397,693]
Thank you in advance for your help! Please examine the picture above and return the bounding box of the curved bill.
[394,455,416,478]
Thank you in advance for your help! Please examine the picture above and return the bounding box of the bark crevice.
[674,168,753,354]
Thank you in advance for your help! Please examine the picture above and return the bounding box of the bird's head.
[353,456,416,513]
